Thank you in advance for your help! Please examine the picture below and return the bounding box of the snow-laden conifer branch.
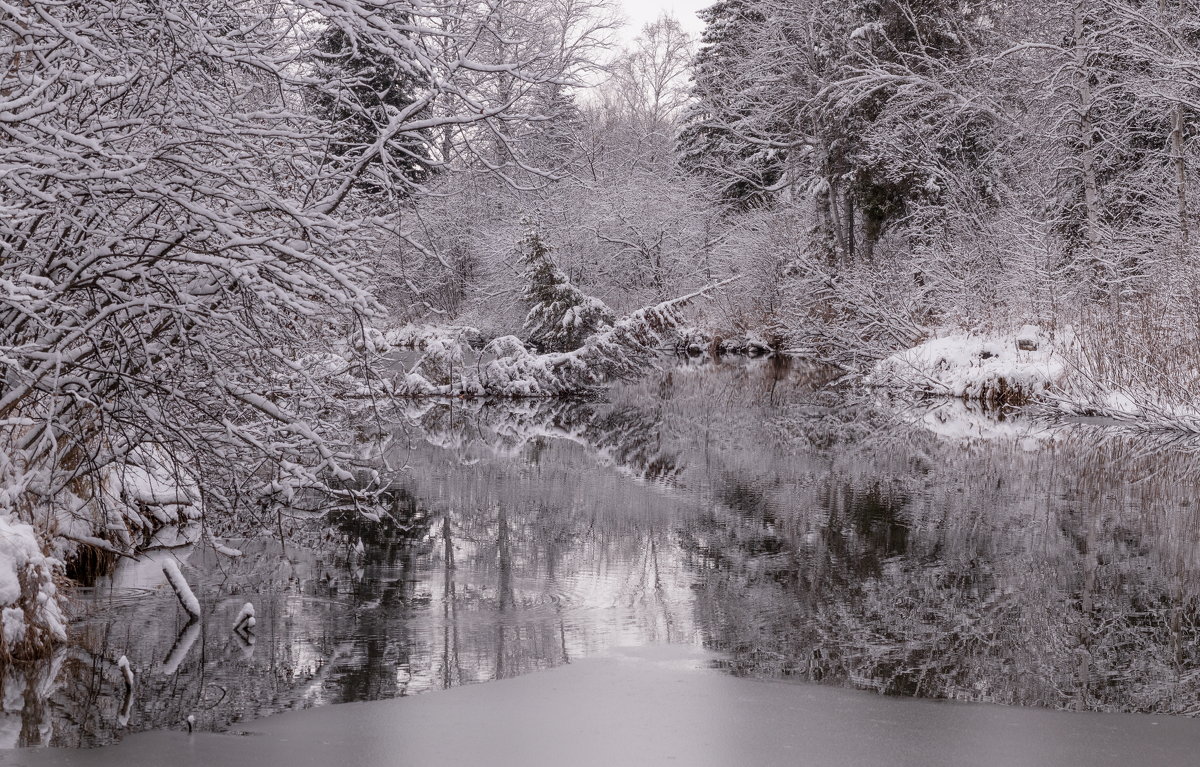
[385,275,742,398]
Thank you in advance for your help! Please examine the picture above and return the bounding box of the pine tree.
[520,225,615,352]
[677,0,784,209]
[678,0,996,258]
[311,12,435,197]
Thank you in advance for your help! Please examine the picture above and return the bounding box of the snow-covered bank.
[868,326,1066,404]
[0,516,65,661]
[674,326,783,357]
[0,442,210,658]
[4,645,1196,767]
[867,325,1200,434]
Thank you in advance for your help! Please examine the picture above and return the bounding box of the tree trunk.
[827,177,849,265]
[845,192,856,262]
[1072,3,1110,308]
[1171,103,1190,252]
[1161,1,1190,253]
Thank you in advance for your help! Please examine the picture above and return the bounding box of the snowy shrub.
[393,279,738,397]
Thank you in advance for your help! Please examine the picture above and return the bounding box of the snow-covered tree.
[311,7,436,197]
[0,0,612,657]
[677,0,785,209]
[520,224,615,352]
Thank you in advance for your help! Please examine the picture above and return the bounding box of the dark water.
[5,358,1200,749]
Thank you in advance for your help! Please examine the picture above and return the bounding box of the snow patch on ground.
[869,326,1200,434]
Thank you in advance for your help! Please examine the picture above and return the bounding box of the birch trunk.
[1072,3,1110,308]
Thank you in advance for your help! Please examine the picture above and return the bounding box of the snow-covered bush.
[0,516,66,661]
[1046,306,1200,432]
[391,279,738,397]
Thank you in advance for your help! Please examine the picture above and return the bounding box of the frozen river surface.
[3,645,1197,767]
[2,358,1200,763]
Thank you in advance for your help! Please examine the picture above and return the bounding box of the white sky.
[616,0,710,41]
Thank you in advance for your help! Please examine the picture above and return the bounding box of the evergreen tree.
[520,225,615,352]
[678,0,995,256]
[833,0,996,254]
[312,12,435,197]
[677,0,785,209]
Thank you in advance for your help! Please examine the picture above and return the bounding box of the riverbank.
[864,324,1200,433]
[6,360,1200,753]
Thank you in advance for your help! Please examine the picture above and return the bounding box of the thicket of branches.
[674,1,1200,366]
[8,0,1200,657]
[0,0,609,657]
[390,2,1200,379]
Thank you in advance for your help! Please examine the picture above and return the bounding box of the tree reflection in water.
[3,357,1200,748]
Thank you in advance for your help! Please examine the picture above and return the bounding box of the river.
[1,357,1199,763]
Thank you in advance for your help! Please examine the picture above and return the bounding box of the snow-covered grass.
[868,325,1066,405]
[869,318,1200,435]
[1042,313,1200,433]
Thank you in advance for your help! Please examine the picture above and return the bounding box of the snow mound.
[0,515,66,660]
[870,327,1066,404]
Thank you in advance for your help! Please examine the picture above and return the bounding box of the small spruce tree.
[520,225,615,353]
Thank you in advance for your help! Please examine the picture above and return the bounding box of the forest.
[2,0,1200,662]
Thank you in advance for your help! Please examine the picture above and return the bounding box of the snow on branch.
[0,0,606,655]
[162,559,202,620]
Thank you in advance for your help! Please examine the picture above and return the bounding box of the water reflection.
[4,357,1200,748]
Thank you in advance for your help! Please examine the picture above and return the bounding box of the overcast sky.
[616,0,710,40]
